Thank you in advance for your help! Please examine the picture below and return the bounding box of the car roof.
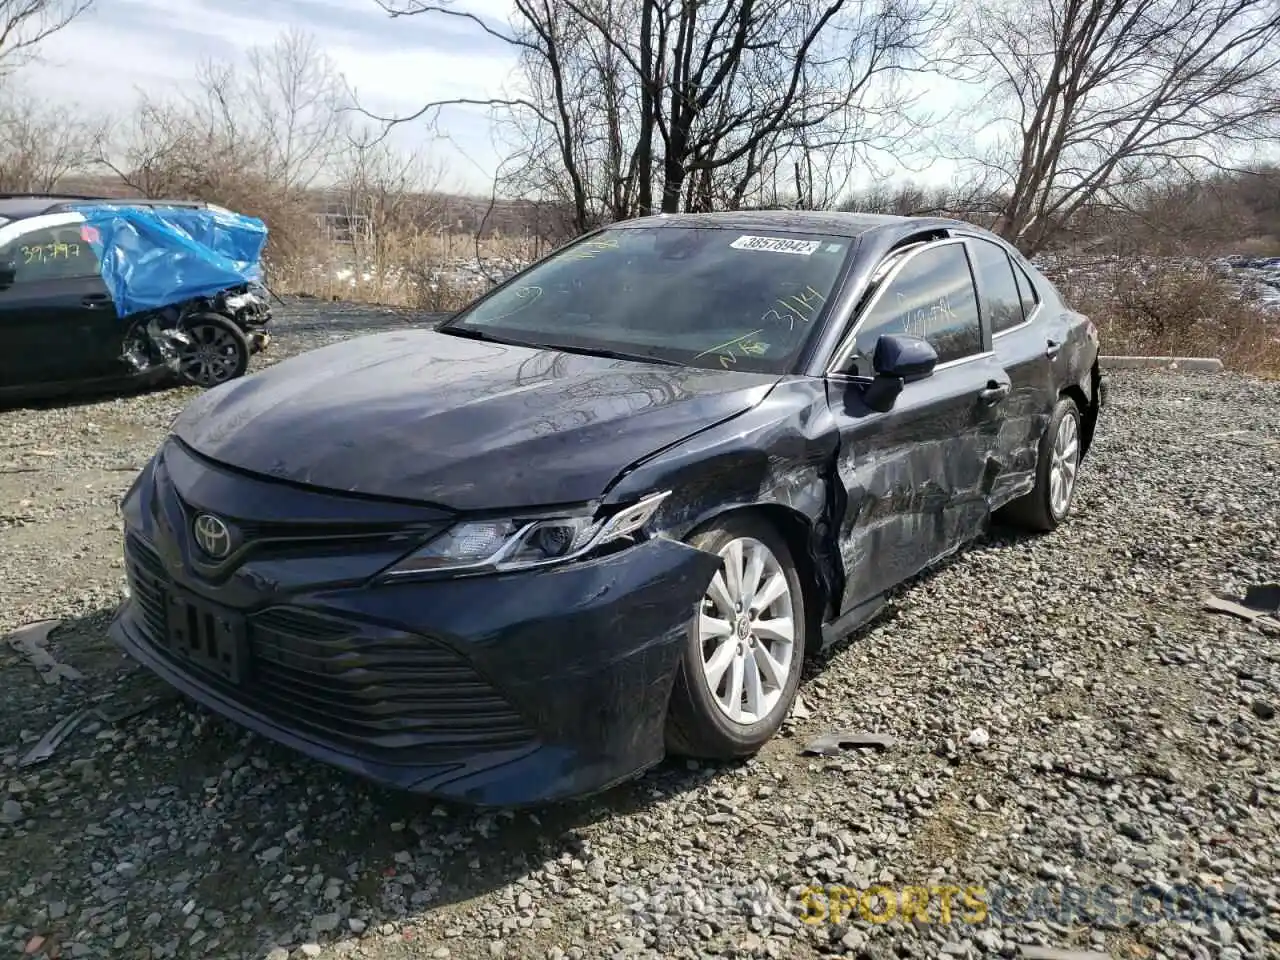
[0,193,213,222]
[609,209,975,240]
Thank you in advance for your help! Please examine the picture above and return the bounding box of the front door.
[826,238,1011,613]
[0,220,120,389]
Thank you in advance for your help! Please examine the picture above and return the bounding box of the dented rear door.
[977,240,1059,512]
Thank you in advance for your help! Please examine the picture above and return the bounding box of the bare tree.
[0,0,92,77]
[369,0,941,227]
[839,174,1001,220]
[335,127,449,302]
[96,29,352,268]
[0,88,101,191]
[954,0,1280,256]
[245,29,348,190]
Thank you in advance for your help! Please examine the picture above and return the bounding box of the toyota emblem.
[193,513,233,559]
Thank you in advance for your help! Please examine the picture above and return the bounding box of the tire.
[1002,396,1082,533]
[176,314,251,388]
[665,513,808,759]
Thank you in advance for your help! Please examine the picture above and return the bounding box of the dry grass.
[1234,235,1280,258]
[266,234,541,311]
[1049,260,1280,379]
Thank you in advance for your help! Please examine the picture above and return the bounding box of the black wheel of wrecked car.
[177,314,251,388]
[1002,396,1083,533]
[666,513,807,759]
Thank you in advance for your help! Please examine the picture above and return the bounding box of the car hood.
[170,328,779,510]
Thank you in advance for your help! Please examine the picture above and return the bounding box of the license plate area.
[166,591,248,684]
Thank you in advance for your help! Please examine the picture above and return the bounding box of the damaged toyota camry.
[110,211,1107,806]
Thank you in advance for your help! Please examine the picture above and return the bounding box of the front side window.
[845,242,982,374]
[444,226,854,374]
[0,223,101,284]
[968,237,1024,335]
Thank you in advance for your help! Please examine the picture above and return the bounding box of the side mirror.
[859,334,938,413]
[0,261,16,289]
[872,333,938,381]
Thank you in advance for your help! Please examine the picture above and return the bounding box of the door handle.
[979,381,1010,404]
[81,294,111,309]
[1046,338,1062,359]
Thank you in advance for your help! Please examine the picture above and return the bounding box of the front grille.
[249,608,535,753]
[122,536,536,759]
[126,535,169,642]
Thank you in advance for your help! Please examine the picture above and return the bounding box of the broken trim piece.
[6,619,83,684]
[1203,584,1280,632]
[801,731,896,755]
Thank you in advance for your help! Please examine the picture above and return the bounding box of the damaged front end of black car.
[111,432,725,807]
[121,282,274,388]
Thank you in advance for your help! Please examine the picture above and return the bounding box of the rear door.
[0,217,119,388]
[966,236,1060,508]
[825,238,1012,613]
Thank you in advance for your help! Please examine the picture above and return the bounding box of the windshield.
[442,225,853,374]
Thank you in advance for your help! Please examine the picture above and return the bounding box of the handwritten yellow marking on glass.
[21,242,81,264]
[694,329,767,369]
[781,285,826,318]
[564,236,620,261]
[762,285,826,331]
[761,309,797,331]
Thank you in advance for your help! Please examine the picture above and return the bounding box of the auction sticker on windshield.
[730,235,821,255]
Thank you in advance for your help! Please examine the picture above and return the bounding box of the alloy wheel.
[178,323,242,387]
[1049,411,1080,519]
[696,536,797,725]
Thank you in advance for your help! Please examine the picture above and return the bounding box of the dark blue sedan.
[110,211,1106,806]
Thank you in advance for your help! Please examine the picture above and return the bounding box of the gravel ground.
[2,300,1279,960]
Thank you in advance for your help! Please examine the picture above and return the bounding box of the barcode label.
[729,235,820,256]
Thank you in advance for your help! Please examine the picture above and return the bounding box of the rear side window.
[968,238,1024,334]
[848,242,982,372]
[0,224,100,284]
[1011,259,1040,322]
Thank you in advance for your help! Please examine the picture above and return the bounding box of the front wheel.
[665,514,807,759]
[1001,396,1082,532]
[176,314,250,388]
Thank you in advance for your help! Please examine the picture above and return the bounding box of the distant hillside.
[50,174,576,240]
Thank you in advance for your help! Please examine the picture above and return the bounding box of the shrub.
[1049,258,1280,378]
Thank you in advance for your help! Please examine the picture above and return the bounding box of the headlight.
[383,490,671,578]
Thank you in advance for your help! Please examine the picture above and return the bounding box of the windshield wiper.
[441,326,679,366]
[437,326,528,347]
[550,343,680,367]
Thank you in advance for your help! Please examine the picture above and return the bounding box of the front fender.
[607,378,843,623]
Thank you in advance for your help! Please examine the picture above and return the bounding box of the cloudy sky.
[19,0,966,196]
[19,0,524,193]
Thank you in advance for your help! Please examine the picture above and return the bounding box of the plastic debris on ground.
[801,731,896,755]
[1203,582,1280,632]
[6,619,83,684]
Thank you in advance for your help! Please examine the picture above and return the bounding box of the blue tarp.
[72,203,269,318]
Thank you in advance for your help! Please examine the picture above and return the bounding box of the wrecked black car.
[109,211,1107,806]
[0,194,272,403]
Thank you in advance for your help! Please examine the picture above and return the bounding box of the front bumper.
[109,443,719,807]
